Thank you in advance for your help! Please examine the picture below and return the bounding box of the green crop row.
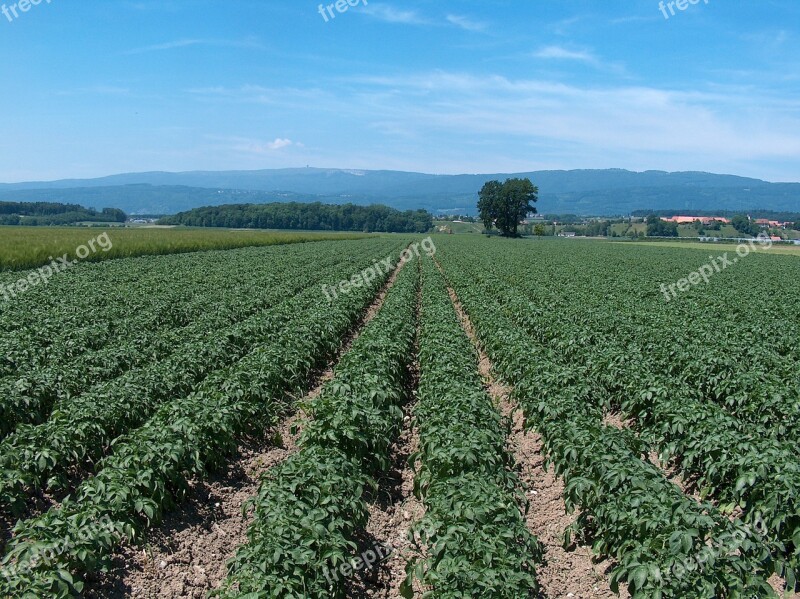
[216,254,418,599]
[441,237,800,441]
[0,241,330,377]
[476,251,800,589]
[0,241,404,597]
[435,237,800,591]
[0,226,366,272]
[0,245,348,441]
[0,243,391,515]
[434,241,780,597]
[400,257,541,598]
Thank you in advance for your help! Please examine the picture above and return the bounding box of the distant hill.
[0,168,798,215]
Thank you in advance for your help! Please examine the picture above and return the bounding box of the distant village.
[434,213,800,242]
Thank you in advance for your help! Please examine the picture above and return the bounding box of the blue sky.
[1,0,798,182]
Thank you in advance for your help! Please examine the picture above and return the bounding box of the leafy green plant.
[217,250,418,599]
[0,239,409,596]
[401,257,542,598]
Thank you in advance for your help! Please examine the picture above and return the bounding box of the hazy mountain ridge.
[0,168,796,216]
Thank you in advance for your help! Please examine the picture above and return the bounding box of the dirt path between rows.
[348,269,426,599]
[437,261,625,599]
[83,259,408,599]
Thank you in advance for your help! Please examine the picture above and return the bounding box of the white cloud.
[268,138,294,150]
[203,136,304,155]
[184,71,800,179]
[534,45,597,63]
[446,14,486,31]
[361,4,428,25]
[126,37,263,54]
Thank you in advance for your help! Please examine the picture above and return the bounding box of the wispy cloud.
[205,136,305,155]
[126,37,263,55]
[361,4,428,25]
[534,45,597,63]
[330,71,800,175]
[267,138,296,150]
[446,14,486,32]
[532,45,627,75]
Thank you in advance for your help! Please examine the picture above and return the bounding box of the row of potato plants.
[435,242,779,597]
[216,255,418,598]
[461,237,800,441]
[444,241,800,590]
[0,243,303,378]
[437,237,800,590]
[0,240,407,597]
[0,245,374,515]
[400,257,542,598]
[0,244,338,440]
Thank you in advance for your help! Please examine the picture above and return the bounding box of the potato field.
[0,235,799,598]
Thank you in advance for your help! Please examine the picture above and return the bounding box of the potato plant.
[401,257,542,598]
[437,237,800,592]
[0,239,406,596]
[0,244,387,515]
[216,255,418,598]
[0,243,345,440]
[435,238,781,597]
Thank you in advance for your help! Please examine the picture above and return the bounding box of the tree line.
[0,202,126,226]
[158,202,433,233]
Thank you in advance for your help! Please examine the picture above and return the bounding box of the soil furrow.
[438,261,624,599]
[349,267,425,599]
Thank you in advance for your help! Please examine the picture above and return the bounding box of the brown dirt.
[349,264,426,599]
[81,256,409,598]
[601,412,631,430]
[347,403,426,599]
[83,414,303,598]
[769,574,799,598]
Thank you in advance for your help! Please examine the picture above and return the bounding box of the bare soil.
[346,404,426,599]
[349,266,426,599]
[83,416,303,598]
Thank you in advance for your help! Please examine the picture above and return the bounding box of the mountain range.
[1,168,798,216]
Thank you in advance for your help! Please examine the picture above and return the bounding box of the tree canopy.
[645,214,679,237]
[0,202,126,226]
[158,202,433,233]
[731,214,761,237]
[477,178,538,237]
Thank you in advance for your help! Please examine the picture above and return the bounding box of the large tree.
[731,214,760,237]
[477,178,538,237]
